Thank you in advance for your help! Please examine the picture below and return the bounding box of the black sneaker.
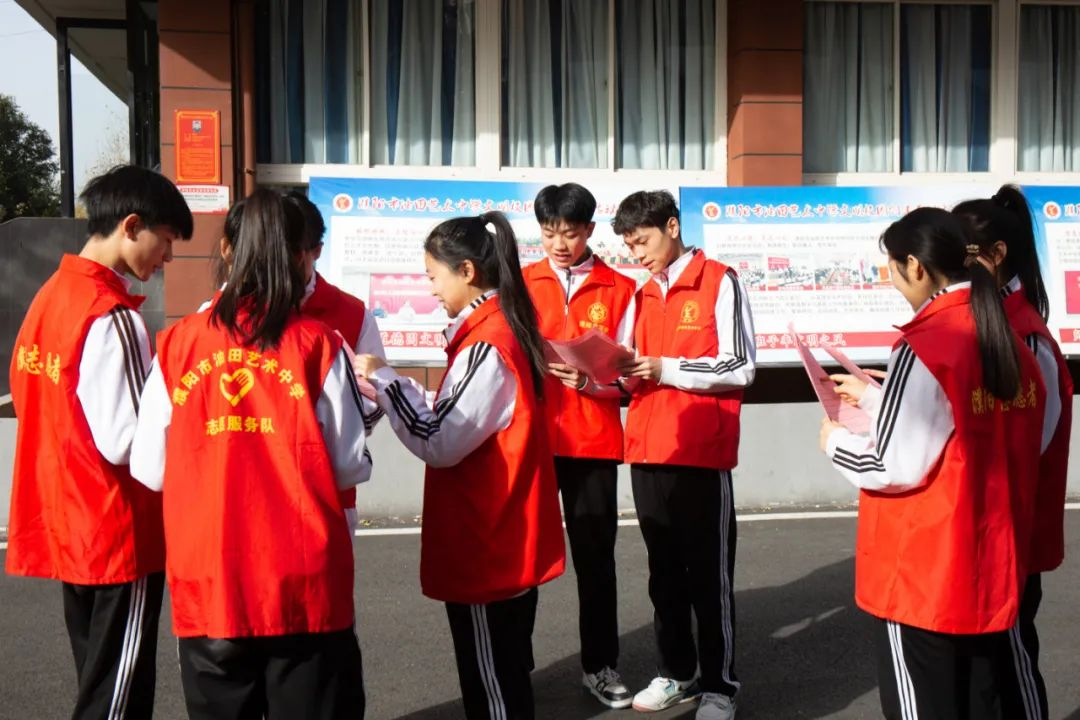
[583,667,633,709]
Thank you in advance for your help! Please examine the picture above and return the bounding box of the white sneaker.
[696,692,736,720]
[631,676,700,712]
[583,667,633,709]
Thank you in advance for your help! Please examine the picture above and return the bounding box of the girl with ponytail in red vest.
[953,186,1071,720]
[130,189,372,719]
[354,212,565,720]
[821,208,1045,720]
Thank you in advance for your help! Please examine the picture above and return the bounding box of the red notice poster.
[175,110,221,184]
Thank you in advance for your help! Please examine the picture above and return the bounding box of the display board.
[1018,186,1080,356]
[309,177,660,363]
[679,185,997,364]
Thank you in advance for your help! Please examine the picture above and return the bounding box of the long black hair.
[881,207,1020,400]
[213,198,245,286]
[210,189,304,350]
[424,212,547,396]
[952,185,1049,320]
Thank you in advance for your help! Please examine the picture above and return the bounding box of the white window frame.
[256,0,729,188]
[802,0,1080,187]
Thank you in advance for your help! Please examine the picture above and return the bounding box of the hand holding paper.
[336,332,378,401]
[544,329,635,385]
[789,324,872,434]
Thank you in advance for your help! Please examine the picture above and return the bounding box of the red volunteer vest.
[7,255,164,584]
[625,252,743,470]
[523,257,635,460]
[157,307,353,637]
[421,298,565,604]
[1004,291,1072,574]
[855,290,1044,634]
[303,272,368,512]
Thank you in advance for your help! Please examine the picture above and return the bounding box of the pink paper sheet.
[336,332,378,401]
[545,330,635,385]
[789,325,872,434]
[820,344,881,388]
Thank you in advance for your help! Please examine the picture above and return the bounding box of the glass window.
[804,2,894,173]
[900,4,991,172]
[501,0,609,168]
[1018,5,1080,172]
[615,0,716,170]
[370,0,476,167]
[255,0,362,165]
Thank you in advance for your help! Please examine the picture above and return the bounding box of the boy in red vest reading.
[7,165,193,719]
[614,190,756,720]
[521,183,637,708]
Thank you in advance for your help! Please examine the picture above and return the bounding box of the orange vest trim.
[7,255,165,584]
[624,252,743,470]
[420,298,566,604]
[855,289,1044,634]
[1004,292,1073,574]
[157,308,353,637]
[523,257,636,460]
[302,272,368,510]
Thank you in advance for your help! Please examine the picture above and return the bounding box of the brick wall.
[158,1,234,324]
[727,0,804,185]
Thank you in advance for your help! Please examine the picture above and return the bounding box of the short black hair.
[80,165,194,239]
[534,183,597,226]
[612,190,679,236]
[284,190,326,251]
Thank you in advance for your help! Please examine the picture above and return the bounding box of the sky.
[0,1,129,197]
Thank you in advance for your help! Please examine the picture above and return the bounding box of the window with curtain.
[255,0,361,165]
[900,4,991,172]
[802,2,991,174]
[1019,5,1080,172]
[804,2,894,173]
[370,0,476,167]
[501,0,609,168]
[615,0,716,170]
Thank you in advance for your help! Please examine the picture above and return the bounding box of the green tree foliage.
[0,94,60,221]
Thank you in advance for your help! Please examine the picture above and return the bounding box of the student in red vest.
[130,189,371,719]
[7,165,193,719]
[821,208,1045,720]
[354,212,565,720]
[613,191,756,720]
[283,191,386,531]
[953,187,1072,720]
[520,183,637,708]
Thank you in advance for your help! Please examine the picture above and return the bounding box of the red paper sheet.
[544,330,635,385]
[789,325,871,434]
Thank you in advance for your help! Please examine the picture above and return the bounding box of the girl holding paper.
[353,212,565,720]
[954,186,1072,720]
[819,207,1045,720]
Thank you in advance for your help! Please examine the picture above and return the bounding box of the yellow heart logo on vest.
[219,368,255,407]
[587,302,609,324]
[680,300,700,325]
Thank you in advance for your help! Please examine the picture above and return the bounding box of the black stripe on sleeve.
[339,348,386,433]
[831,343,917,475]
[387,342,493,440]
[109,308,144,413]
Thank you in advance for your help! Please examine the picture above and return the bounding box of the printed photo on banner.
[680,185,998,364]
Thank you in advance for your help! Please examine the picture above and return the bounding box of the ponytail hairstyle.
[952,184,1049,320]
[210,188,305,350]
[881,207,1020,400]
[423,212,547,396]
[213,198,245,286]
